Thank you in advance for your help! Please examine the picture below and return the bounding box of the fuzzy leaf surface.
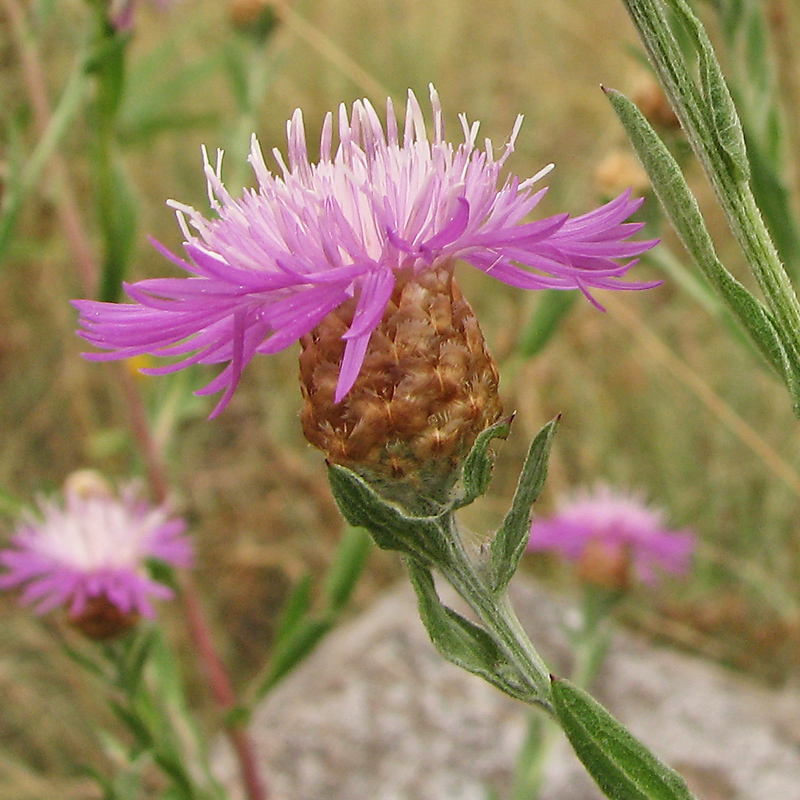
[327,464,448,563]
[407,558,539,703]
[455,415,513,509]
[490,417,559,592]
[553,677,697,800]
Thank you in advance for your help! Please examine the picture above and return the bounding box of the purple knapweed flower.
[75,86,658,417]
[0,475,192,625]
[528,486,694,587]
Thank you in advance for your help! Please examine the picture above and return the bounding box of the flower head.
[75,86,657,417]
[528,486,694,588]
[0,474,191,635]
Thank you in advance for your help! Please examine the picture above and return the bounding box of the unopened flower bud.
[594,150,650,198]
[63,469,114,501]
[228,0,278,37]
[300,265,503,502]
[634,75,681,130]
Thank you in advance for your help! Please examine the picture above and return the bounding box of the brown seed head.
[69,594,140,640]
[299,266,503,502]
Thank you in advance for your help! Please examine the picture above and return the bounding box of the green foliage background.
[2,0,800,796]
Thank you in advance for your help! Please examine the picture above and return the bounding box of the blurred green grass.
[2,0,800,796]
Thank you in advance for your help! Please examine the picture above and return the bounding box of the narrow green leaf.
[122,627,158,695]
[666,0,749,181]
[552,678,697,800]
[110,701,153,747]
[406,558,539,703]
[518,289,579,358]
[490,417,559,593]
[327,464,449,563]
[742,125,800,279]
[98,160,138,303]
[455,415,514,509]
[0,51,90,266]
[59,639,110,681]
[273,572,313,648]
[257,618,332,696]
[605,87,793,383]
[141,628,188,710]
[152,751,194,798]
[223,705,250,728]
[324,526,371,612]
[510,712,550,800]
[87,30,128,121]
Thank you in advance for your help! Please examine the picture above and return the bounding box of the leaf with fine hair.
[552,677,697,800]
[407,557,541,703]
[454,415,514,510]
[327,463,449,563]
[665,0,749,181]
[490,417,559,593]
[604,86,800,408]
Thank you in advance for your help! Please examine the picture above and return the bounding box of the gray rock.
[216,578,800,800]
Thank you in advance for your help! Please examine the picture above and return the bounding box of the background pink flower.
[0,478,192,620]
[528,485,694,586]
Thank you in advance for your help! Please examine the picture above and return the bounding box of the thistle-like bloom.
[0,476,192,634]
[528,486,694,587]
[75,86,657,417]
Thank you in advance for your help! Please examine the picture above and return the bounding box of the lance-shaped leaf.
[489,417,559,593]
[604,86,800,406]
[455,415,514,510]
[665,0,749,182]
[552,677,697,800]
[518,289,579,359]
[324,526,372,612]
[620,0,800,412]
[407,557,541,703]
[327,464,449,564]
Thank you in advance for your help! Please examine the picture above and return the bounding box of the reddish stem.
[3,3,269,797]
[182,573,267,800]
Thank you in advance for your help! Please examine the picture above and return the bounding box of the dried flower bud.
[228,0,278,37]
[594,150,650,198]
[633,75,681,130]
[300,266,502,502]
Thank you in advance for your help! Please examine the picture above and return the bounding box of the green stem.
[439,518,553,707]
[510,588,616,799]
[621,0,800,368]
